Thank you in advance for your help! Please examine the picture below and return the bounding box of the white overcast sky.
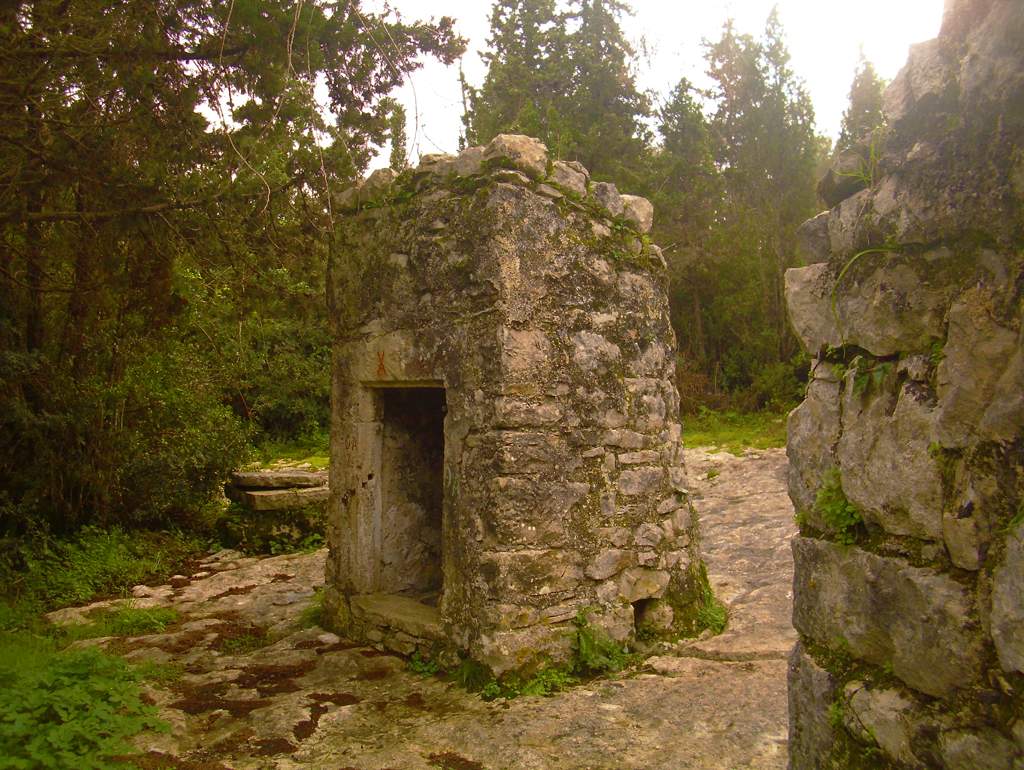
[366,0,945,167]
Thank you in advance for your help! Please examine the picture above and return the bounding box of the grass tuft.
[683,408,787,455]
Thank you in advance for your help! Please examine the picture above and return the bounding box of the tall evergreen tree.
[649,79,721,370]
[837,52,886,152]
[462,0,570,149]
[464,0,649,182]
[0,0,462,534]
[561,0,651,181]
[698,9,820,397]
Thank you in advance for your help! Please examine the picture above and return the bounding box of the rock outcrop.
[785,1,1024,767]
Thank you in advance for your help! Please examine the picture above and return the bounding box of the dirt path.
[56,448,796,770]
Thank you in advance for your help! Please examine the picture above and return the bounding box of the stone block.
[837,381,943,541]
[617,567,670,602]
[479,549,584,599]
[224,485,329,512]
[784,264,841,353]
[935,289,1020,447]
[787,642,838,770]
[585,549,636,580]
[549,160,588,197]
[482,133,548,179]
[590,182,623,217]
[617,467,664,497]
[795,210,831,264]
[230,469,328,489]
[992,522,1024,674]
[358,167,396,204]
[938,728,1020,770]
[349,593,444,641]
[791,537,983,698]
[571,330,621,373]
[842,681,926,767]
[818,147,870,208]
[620,195,653,233]
[787,374,842,524]
[883,38,956,129]
[832,258,950,358]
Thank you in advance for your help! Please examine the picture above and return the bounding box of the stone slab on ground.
[47,448,796,769]
[224,485,330,511]
[230,469,329,489]
[681,448,797,662]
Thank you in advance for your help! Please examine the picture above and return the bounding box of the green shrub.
[0,339,251,536]
[408,651,441,676]
[750,359,805,411]
[0,634,166,769]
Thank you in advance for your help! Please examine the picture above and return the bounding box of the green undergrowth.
[683,408,788,455]
[0,526,205,632]
[415,609,645,701]
[0,632,169,769]
[0,527,206,768]
[254,431,329,470]
[59,606,180,644]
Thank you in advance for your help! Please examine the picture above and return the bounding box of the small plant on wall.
[815,468,863,545]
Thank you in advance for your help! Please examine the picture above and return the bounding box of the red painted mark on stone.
[376,351,388,378]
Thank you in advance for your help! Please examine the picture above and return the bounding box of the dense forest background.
[0,0,886,541]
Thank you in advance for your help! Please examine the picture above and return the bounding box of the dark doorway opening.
[378,386,446,602]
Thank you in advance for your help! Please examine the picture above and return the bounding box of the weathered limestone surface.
[785,1,1024,766]
[325,135,707,675]
[41,447,796,769]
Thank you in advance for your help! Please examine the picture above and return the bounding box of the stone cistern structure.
[322,134,709,675]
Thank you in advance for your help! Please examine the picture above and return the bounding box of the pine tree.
[837,53,886,152]
[561,0,651,181]
[464,0,650,183]
[0,0,463,533]
[462,0,568,148]
[386,99,409,171]
[650,79,721,369]
[697,10,820,398]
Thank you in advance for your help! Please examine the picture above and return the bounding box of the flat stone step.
[350,593,444,641]
[230,469,328,489]
[225,485,329,511]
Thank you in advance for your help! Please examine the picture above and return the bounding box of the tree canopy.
[0,0,462,534]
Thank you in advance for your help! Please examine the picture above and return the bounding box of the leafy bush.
[0,634,166,769]
[0,339,251,536]
[750,358,806,411]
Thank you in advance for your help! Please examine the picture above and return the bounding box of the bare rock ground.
[55,448,796,770]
